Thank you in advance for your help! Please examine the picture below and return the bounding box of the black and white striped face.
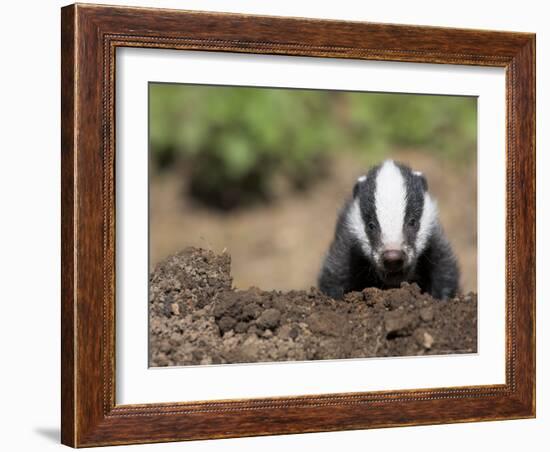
[347,160,437,285]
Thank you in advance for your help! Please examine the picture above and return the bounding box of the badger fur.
[318,160,459,300]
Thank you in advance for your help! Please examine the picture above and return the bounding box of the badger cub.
[318,160,459,300]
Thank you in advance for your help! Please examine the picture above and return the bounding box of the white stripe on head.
[375,160,407,249]
[416,193,438,253]
[346,198,371,256]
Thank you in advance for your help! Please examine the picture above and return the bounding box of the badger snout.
[382,249,405,272]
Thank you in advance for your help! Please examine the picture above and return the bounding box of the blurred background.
[149,83,477,293]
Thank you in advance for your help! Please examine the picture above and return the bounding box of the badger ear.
[414,171,428,191]
[353,175,367,198]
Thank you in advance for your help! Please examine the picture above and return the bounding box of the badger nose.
[382,250,405,272]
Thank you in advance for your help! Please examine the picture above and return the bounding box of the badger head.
[347,160,438,286]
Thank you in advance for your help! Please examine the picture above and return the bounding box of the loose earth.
[150,247,477,366]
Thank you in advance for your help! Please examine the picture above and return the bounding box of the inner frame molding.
[61,3,535,447]
[117,49,505,404]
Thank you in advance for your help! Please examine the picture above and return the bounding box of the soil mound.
[150,247,477,366]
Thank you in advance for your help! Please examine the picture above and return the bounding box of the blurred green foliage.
[347,93,477,162]
[149,83,476,209]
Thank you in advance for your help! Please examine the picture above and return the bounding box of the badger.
[318,160,459,300]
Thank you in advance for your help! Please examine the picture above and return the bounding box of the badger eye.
[367,222,376,231]
[408,218,417,227]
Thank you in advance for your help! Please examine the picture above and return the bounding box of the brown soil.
[150,247,477,367]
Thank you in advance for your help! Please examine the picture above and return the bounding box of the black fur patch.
[354,165,381,250]
[396,162,426,250]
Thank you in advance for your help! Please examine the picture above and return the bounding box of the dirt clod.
[419,306,435,322]
[385,311,419,338]
[217,316,237,334]
[150,247,477,366]
[256,308,281,330]
[414,329,435,349]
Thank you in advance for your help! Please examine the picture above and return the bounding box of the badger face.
[347,160,438,286]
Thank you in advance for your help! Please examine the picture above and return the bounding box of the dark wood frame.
[61,3,536,447]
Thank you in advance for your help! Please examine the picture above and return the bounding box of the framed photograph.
[61,3,535,447]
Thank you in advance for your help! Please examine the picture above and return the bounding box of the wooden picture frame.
[61,3,535,447]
